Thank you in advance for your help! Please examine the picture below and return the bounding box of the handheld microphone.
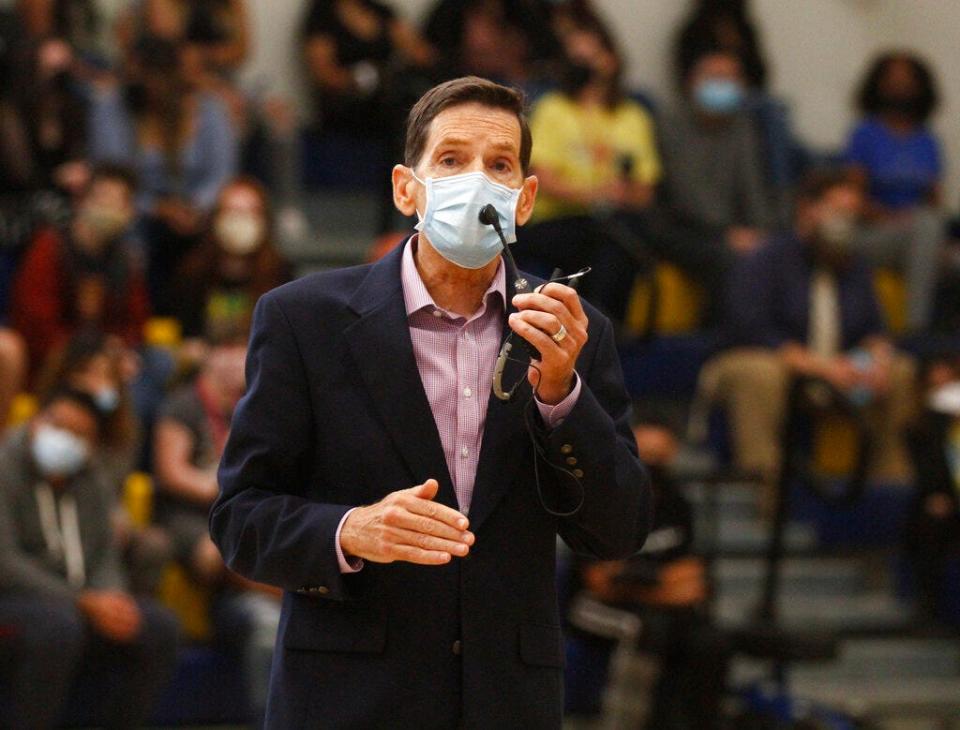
[479,204,527,293]
[480,203,540,362]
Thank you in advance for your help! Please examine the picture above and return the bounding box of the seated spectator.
[697,171,916,510]
[516,20,660,324]
[37,329,140,481]
[89,35,237,304]
[845,51,945,331]
[0,34,89,196]
[302,0,436,139]
[16,0,103,58]
[10,164,149,386]
[424,0,558,89]
[0,30,91,258]
[905,358,960,621]
[0,388,178,730]
[35,330,172,595]
[117,0,250,79]
[569,419,727,729]
[162,176,292,340]
[652,44,772,312]
[302,0,437,231]
[674,0,802,217]
[152,333,279,720]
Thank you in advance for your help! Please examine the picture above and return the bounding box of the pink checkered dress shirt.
[335,236,580,570]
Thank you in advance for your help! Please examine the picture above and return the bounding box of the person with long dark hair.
[162,176,292,341]
[88,34,237,305]
[844,51,945,331]
[514,19,661,325]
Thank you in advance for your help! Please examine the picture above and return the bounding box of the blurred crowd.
[0,0,958,727]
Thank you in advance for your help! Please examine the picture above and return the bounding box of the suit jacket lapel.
[344,244,457,510]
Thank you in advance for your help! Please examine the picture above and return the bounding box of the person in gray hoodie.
[0,388,178,730]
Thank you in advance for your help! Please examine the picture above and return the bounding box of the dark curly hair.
[856,51,939,122]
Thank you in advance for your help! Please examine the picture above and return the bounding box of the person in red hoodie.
[11,164,150,384]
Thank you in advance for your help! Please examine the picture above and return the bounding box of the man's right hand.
[339,479,474,565]
[77,590,142,643]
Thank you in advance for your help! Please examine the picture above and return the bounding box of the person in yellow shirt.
[514,20,660,326]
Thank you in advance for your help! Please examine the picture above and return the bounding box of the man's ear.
[515,175,539,227]
[392,164,419,217]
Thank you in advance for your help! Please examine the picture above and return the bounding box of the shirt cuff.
[335,508,364,574]
[535,372,581,429]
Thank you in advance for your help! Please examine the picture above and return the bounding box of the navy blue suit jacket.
[210,242,650,729]
[721,233,885,352]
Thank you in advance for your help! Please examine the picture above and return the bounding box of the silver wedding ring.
[551,324,568,343]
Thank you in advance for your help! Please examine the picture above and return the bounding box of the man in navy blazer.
[210,76,650,729]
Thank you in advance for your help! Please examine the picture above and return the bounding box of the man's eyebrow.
[432,136,473,149]
[488,141,519,155]
[432,137,519,155]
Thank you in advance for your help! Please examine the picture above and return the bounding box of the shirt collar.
[400,235,506,319]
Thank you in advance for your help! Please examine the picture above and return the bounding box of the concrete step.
[715,591,913,632]
[786,676,960,720]
[700,518,819,555]
[790,638,960,681]
[712,556,867,599]
[685,481,762,523]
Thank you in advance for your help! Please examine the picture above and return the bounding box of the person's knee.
[6,598,86,665]
[711,349,788,398]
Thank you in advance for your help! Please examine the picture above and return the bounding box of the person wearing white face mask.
[649,45,772,318]
[11,164,151,387]
[163,177,292,342]
[210,76,651,729]
[695,170,916,516]
[0,389,178,730]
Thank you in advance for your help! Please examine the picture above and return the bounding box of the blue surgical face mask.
[694,78,744,114]
[32,424,90,478]
[412,170,522,270]
[93,387,120,414]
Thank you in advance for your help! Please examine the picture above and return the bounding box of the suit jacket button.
[565,456,578,466]
[452,639,462,656]
[560,444,573,455]
[315,586,329,595]
[572,468,584,478]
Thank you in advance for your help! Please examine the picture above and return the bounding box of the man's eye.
[493,161,511,173]
[440,157,458,167]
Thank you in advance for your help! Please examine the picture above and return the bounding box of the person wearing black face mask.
[696,170,917,514]
[843,51,945,331]
[569,419,728,730]
[514,21,662,326]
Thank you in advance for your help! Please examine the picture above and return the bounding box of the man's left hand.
[509,282,588,405]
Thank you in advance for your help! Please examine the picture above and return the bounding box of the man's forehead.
[426,103,522,154]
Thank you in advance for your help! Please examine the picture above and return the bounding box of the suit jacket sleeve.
[537,315,651,559]
[210,292,355,600]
